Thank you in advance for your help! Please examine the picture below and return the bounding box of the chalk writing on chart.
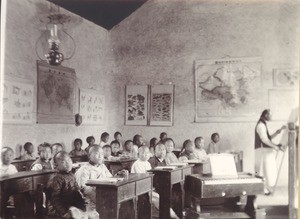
[79,89,105,125]
[3,80,34,123]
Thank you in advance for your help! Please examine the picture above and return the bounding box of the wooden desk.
[86,173,153,219]
[149,165,192,219]
[12,159,36,171]
[104,158,137,175]
[0,170,56,218]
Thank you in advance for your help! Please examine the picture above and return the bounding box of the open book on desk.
[168,162,188,167]
[87,177,124,184]
[154,166,177,170]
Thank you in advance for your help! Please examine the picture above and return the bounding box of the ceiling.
[48,0,148,30]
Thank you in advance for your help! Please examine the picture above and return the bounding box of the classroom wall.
[2,0,117,155]
[110,0,300,185]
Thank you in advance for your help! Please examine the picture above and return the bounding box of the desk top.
[12,159,37,164]
[148,165,192,173]
[86,173,152,187]
[0,170,56,182]
[104,158,137,164]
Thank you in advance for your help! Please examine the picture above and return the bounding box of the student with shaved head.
[75,145,112,214]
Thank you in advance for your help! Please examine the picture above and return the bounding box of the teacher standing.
[254,109,285,195]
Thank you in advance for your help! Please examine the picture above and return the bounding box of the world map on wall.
[195,57,262,122]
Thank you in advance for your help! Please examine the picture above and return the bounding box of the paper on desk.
[168,162,188,167]
[154,166,177,170]
[87,177,124,184]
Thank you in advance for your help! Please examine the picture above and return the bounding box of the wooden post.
[288,122,297,219]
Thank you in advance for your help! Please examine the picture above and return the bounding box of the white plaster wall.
[110,0,300,185]
[2,0,116,155]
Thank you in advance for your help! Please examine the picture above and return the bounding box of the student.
[110,140,122,157]
[159,132,168,144]
[149,137,158,157]
[114,131,123,150]
[21,142,35,160]
[207,133,220,154]
[1,147,18,177]
[148,143,167,169]
[75,145,112,214]
[194,137,208,161]
[122,140,136,158]
[133,134,144,157]
[31,144,53,170]
[100,132,110,147]
[164,138,179,165]
[51,143,63,156]
[47,151,95,219]
[178,140,197,162]
[85,136,95,153]
[102,144,112,160]
[69,138,87,157]
[131,146,152,173]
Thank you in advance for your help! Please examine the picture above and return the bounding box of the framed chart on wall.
[79,89,105,125]
[125,85,148,126]
[150,84,174,126]
[2,78,34,124]
[36,61,76,124]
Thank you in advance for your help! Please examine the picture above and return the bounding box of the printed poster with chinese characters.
[79,89,105,125]
[2,80,34,124]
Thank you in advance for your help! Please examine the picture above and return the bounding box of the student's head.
[74,138,83,151]
[183,140,194,153]
[150,138,158,148]
[40,144,52,162]
[133,134,143,147]
[24,142,34,154]
[124,140,133,152]
[1,147,14,165]
[165,138,175,153]
[194,137,204,149]
[101,132,110,143]
[160,132,168,142]
[102,145,112,158]
[154,143,166,159]
[88,145,104,164]
[53,151,72,172]
[138,146,150,161]
[114,132,122,142]
[260,109,271,122]
[110,140,120,153]
[51,143,63,156]
[86,136,95,145]
[211,133,220,143]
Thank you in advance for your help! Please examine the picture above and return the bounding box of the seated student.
[148,143,167,169]
[164,138,179,165]
[207,132,220,154]
[133,134,144,158]
[102,144,112,160]
[1,147,18,177]
[75,145,112,213]
[48,151,96,219]
[178,140,197,162]
[51,143,63,156]
[122,140,135,158]
[99,132,110,147]
[149,137,158,157]
[21,142,35,160]
[110,140,122,157]
[194,137,208,161]
[114,131,123,150]
[159,132,168,144]
[31,144,53,170]
[69,138,87,157]
[85,136,95,153]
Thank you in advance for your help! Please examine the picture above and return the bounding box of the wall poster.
[150,84,174,126]
[273,68,298,87]
[2,79,34,124]
[79,89,105,125]
[195,57,263,122]
[125,85,148,126]
[37,61,76,124]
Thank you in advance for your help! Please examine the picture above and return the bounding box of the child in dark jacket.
[47,151,87,219]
